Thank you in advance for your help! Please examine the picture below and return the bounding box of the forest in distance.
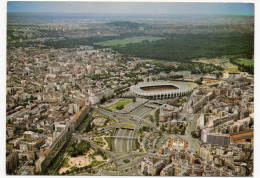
[113,33,254,63]
[40,32,253,63]
[7,17,254,63]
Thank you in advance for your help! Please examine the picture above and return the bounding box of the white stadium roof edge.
[130,81,193,99]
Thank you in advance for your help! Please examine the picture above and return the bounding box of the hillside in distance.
[7,13,254,62]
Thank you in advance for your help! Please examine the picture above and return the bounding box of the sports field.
[94,36,163,47]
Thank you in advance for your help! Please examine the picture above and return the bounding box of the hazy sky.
[7,2,254,14]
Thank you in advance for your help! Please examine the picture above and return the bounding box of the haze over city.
[7,2,254,14]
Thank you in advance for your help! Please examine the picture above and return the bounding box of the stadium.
[130,81,193,99]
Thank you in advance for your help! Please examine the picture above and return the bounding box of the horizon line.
[7,12,255,15]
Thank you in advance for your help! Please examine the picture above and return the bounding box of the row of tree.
[67,140,91,157]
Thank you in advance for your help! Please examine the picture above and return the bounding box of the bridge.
[107,136,136,139]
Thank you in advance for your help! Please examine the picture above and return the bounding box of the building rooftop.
[70,106,86,123]
[43,148,50,156]
[230,129,253,136]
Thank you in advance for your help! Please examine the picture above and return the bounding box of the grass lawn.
[94,36,163,47]
[90,161,106,167]
[104,137,112,151]
[141,123,147,127]
[237,59,254,67]
[62,158,69,167]
[93,137,106,146]
[105,98,133,110]
[224,62,240,73]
